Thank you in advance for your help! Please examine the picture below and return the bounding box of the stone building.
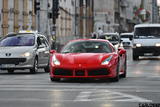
[0,0,36,37]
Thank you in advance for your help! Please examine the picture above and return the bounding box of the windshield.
[61,41,112,53]
[0,34,35,47]
[135,27,160,39]
[121,35,133,38]
[98,35,119,42]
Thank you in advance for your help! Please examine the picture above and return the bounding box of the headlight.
[101,55,112,65]
[136,43,142,47]
[52,55,60,65]
[155,43,160,47]
[21,52,31,57]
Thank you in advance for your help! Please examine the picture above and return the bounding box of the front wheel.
[30,59,38,74]
[133,53,139,60]
[121,58,127,78]
[111,63,119,82]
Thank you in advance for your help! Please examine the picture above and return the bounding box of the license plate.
[144,53,153,56]
[0,64,15,68]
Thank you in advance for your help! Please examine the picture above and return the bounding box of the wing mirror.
[50,50,57,54]
[118,48,126,56]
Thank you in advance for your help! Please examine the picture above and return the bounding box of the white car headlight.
[136,43,142,47]
[21,52,31,57]
[52,55,60,65]
[101,55,112,65]
[155,43,160,47]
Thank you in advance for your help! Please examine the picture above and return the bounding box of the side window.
[42,36,49,47]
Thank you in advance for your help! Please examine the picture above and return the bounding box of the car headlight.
[21,52,31,57]
[155,43,160,47]
[136,43,142,47]
[52,55,60,65]
[101,55,112,65]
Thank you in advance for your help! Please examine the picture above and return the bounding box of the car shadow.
[0,70,48,75]
[52,77,126,83]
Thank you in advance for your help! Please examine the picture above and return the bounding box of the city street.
[0,48,160,107]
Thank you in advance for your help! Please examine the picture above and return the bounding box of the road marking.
[74,90,152,102]
[138,60,150,65]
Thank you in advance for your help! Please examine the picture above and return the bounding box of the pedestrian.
[97,27,103,37]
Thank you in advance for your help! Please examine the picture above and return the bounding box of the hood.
[0,46,35,57]
[56,53,112,65]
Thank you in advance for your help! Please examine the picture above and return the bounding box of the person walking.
[97,27,103,38]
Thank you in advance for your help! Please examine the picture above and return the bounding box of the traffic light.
[34,0,40,14]
[52,0,59,18]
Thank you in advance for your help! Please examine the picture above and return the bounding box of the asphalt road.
[0,48,160,107]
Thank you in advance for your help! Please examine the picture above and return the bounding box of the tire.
[50,77,60,82]
[133,53,139,60]
[111,62,119,82]
[44,63,50,73]
[8,69,14,74]
[30,58,38,74]
[121,58,127,78]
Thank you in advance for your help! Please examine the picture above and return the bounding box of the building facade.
[0,0,36,37]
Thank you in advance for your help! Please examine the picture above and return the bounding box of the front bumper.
[133,46,160,56]
[0,57,34,70]
[50,64,116,78]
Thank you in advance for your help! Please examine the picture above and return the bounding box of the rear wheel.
[30,59,38,74]
[8,69,14,74]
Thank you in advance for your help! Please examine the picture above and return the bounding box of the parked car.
[120,33,133,47]
[0,30,50,73]
[50,39,127,82]
[98,33,121,50]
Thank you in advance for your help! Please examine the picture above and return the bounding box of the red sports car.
[50,39,127,82]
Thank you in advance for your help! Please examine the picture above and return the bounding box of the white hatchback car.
[0,31,50,73]
[120,33,133,47]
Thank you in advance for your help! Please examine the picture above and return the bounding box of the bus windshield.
[134,27,160,39]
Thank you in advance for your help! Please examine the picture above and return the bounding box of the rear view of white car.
[120,33,133,47]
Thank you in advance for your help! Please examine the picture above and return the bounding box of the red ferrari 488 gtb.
[50,39,127,82]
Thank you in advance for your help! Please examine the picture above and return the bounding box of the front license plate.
[0,64,15,68]
[144,53,153,56]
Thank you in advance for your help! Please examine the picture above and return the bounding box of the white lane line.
[0,88,160,93]
[74,91,92,101]
[74,90,152,102]
[0,85,152,89]
[137,60,150,65]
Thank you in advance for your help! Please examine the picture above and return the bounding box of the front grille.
[54,68,73,76]
[0,58,26,64]
[88,68,109,76]
[123,42,130,45]
[75,70,85,76]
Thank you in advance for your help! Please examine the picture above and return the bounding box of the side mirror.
[50,50,57,54]
[118,48,126,56]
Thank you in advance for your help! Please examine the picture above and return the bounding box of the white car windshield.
[0,34,35,47]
